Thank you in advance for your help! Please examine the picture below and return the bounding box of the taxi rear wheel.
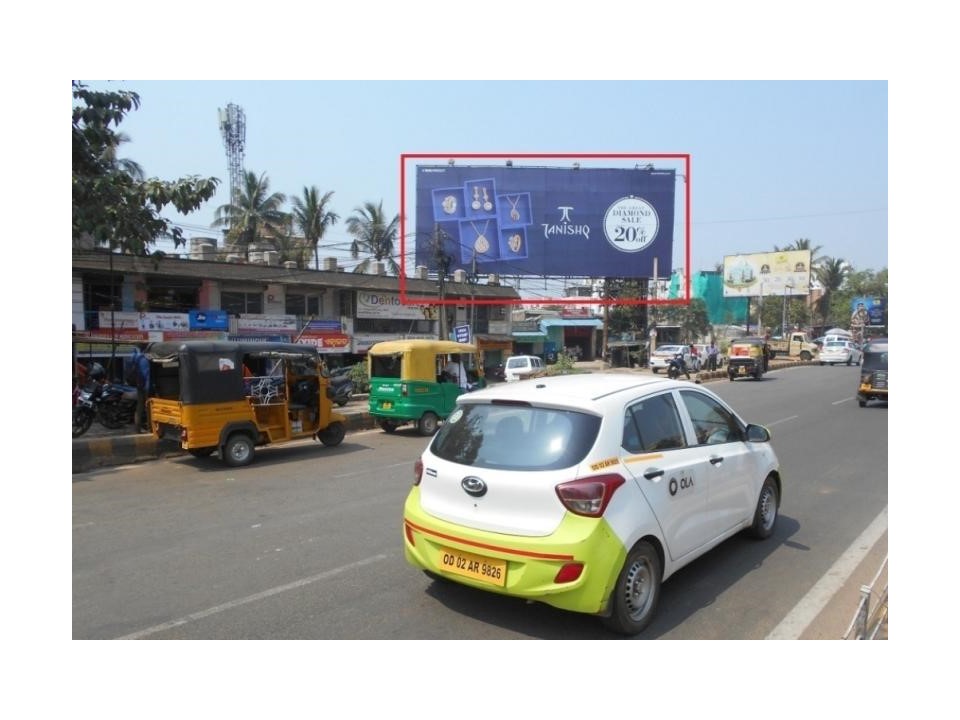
[379,420,399,433]
[603,541,661,636]
[317,421,345,446]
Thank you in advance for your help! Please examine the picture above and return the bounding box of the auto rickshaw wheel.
[418,412,439,436]
[188,447,216,458]
[223,433,255,467]
[317,421,346,447]
[379,420,399,433]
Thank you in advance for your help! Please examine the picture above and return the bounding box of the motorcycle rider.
[669,351,691,380]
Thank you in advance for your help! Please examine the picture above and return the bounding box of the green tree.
[660,298,711,342]
[775,237,823,268]
[346,201,400,275]
[213,170,287,260]
[291,186,340,270]
[72,82,219,254]
[814,257,849,327]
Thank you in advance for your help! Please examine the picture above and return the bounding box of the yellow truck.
[767,331,818,361]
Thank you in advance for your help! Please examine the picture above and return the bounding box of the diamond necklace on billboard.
[414,165,676,279]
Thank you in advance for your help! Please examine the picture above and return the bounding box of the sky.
[79,80,888,279]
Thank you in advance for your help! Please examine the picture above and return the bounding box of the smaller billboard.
[189,309,229,331]
[723,250,812,298]
[850,296,885,327]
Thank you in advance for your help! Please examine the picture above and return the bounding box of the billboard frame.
[398,153,691,306]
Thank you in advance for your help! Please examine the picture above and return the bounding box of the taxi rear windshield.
[370,354,402,378]
[430,403,601,470]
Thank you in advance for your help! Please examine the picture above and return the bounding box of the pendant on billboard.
[472,220,490,254]
[442,195,458,214]
[508,233,522,253]
[471,186,482,211]
[508,195,521,221]
[482,187,493,212]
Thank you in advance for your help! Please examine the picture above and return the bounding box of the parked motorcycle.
[96,381,138,428]
[73,385,95,437]
[328,373,354,407]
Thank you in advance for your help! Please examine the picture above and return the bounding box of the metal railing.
[843,556,888,639]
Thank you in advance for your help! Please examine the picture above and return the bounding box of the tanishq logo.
[542,205,591,240]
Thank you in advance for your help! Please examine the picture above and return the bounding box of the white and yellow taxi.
[403,373,781,635]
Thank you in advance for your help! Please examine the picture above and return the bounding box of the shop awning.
[512,331,549,340]
[539,318,603,329]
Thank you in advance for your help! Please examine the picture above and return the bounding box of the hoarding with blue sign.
[414,165,677,278]
[850,296,885,327]
[189,309,229,330]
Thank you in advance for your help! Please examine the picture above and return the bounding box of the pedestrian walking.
[130,343,151,433]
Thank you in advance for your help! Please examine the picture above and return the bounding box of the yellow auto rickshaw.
[146,341,347,467]
[367,339,484,435]
[727,337,769,381]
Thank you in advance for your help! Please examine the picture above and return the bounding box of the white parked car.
[819,340,862,366]
[402,373,782,635]
[503,354,545,382]
[649,344,700,373]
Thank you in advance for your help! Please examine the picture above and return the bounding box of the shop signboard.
[357,291,436,320]
[296,334,351,353]
[138,312,191,331]
[189,309,229,330]
[237,314,298,333]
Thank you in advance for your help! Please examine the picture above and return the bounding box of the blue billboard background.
[414,166,676,278]
[850,296,886,327]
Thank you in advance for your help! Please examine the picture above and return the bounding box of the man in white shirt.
[443,358,469,389]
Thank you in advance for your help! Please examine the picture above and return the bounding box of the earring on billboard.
[471,186,481,211]
[482,187,493,212]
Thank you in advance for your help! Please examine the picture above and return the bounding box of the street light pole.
[781,283,793,335]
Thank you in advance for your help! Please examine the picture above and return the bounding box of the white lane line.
[832,397,854,405]
[766,415,798,427]
[766,507,887,640]
[118,553,390,640]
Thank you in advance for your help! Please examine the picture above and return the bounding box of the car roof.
[458,372,690,412]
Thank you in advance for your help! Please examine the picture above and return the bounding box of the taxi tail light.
[405,523,416,546]
[413,458,423,486]
[556,474,626,517]
[554,562,584,584]
[401,383,409,397]
[180,428,188,443]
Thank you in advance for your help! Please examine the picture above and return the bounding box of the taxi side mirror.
[745,424,771,443]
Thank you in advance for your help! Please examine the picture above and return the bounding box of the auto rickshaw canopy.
[367,339,479,382]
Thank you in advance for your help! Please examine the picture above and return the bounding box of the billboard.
[722,250,812,298]
[850,296,885,327]
[412,163,677,281]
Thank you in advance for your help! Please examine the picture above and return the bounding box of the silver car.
[819,340,862,366]
[649,344,700,373]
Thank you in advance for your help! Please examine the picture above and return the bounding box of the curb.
[72,411,379,474]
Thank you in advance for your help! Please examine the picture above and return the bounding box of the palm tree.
[102,131,145,181]
[291,187,339,270]
[212,171,287,260]
[775,237,823,268]
[346,201,400,275]
[814,257,849,326]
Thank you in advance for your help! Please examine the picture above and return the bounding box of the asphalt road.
[72,364,887,639]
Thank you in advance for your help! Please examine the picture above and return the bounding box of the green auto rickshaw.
[367,339,484,435]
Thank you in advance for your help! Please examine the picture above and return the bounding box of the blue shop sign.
[189,309,229,330]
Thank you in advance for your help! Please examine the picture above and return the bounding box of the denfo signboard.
[722,250,812,298]
[413,165,677,278]
[356,291,437,320]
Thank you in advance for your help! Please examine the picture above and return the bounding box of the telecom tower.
[218,103,246,212]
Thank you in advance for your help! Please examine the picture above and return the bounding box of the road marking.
[766,507,887,639]
[118,553,390,640]
[766,415,798,427]
[832,397,855,405]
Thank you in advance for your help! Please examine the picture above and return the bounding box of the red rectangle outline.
[398,153,691,306]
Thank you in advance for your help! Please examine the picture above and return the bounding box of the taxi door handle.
[644,468,664,480]
[709,456,723,465]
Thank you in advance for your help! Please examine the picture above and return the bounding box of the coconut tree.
[346,201,400,275]
[291,186,339,270]
[814,257,849,327]
[775,237,823,268]
[212,171,287,260]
